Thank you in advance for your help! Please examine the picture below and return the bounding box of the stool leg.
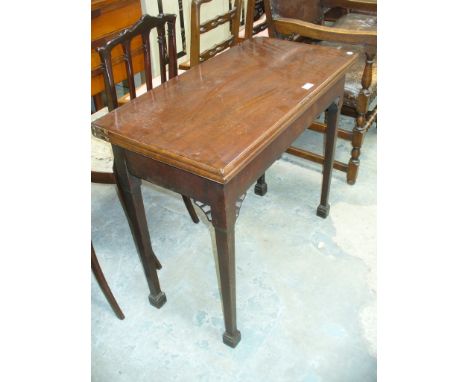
[112,146,166,309]
[91,243,125,320]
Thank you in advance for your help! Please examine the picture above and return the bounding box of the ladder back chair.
[97,14,178,110]
[92,15,199,249]
[179,0,242,70]
[263,0,377,184]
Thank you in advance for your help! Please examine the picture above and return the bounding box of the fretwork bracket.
[192,193,246,223]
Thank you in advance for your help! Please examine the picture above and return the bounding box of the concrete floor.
[91,115,377,382]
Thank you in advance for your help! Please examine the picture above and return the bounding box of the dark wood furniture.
[92,14,200,283]
[155,0,189,59]
[91,0,145,184]
[179,0,242,70]
[91,0,144,111]
[182,0,268,196]
[92,37,357,347]
[92,242,125,320]
[263,0,377,184]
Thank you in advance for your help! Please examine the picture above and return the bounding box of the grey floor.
[91,115,377,382]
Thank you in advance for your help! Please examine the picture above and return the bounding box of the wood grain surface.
[92,37,357,183]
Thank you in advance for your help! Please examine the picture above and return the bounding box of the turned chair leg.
[347,114,366,185]
[91,243,125,320]
[347,51,375,185]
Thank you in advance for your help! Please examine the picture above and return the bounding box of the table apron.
[126,149,226,204]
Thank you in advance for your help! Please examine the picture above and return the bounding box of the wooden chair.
[92,242,125,320]
[263,0,377,184]
[91,14,199,224]
[91,0,144,112]
[179,0,242,70]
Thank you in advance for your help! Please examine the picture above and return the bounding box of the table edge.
[91,47,358,184]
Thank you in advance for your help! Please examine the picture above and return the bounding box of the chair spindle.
[122,39,137,100]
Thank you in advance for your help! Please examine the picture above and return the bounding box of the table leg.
[317,100,339,218]
[254,174,268,196]
[211,196,241,348]
[112,146,167,309]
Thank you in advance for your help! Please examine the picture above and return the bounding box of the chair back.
[264,0,324,25]
[245,0,268,38]
[189,0,242,67]
[96,14,178,111]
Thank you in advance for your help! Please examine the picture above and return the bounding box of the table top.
[92,37,357,184]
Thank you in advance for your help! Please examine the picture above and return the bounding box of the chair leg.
[112,146,166,308]
[347,114,366,185]
[182,195,200,223]
[254,174,268,196]
[91,243,125,320]
[347,51,375,185]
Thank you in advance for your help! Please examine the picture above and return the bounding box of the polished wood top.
[92,37,357,184]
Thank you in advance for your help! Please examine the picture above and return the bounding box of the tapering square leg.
[112,146,166,308]
[317,100,339,219]
[211,196,241,348]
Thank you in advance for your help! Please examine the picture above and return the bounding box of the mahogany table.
[92,37,357,348]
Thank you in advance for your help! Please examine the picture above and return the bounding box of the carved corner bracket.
[192,193,247,223]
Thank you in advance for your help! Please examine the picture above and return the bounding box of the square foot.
[316,204,330,219]
[223,330,241,348]
[254,182,268,196]
[148,292,167,309]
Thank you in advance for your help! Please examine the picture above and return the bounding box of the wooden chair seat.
[320,13,377,109]
[332,10,377,30]
[91,107,113,174]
